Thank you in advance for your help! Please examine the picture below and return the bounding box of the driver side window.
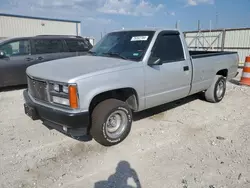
[150,34,185,63]
[0,40,31,57]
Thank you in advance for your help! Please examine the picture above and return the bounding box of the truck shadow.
[0,84,27,92]
[133,93,203,121]
[229,79,240,85]
[94,160,142,188]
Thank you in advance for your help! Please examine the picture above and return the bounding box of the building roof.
[0,13,81,23]
[184,27,250,33]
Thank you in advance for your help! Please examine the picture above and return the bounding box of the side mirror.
[0,50,6,59]
[148,56,162,66]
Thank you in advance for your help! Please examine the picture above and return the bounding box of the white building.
[0,13,81,38]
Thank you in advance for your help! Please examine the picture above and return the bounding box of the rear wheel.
[90,99,132,146]
[205,75,226,103]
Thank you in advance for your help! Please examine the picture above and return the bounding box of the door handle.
[25,57,34,61]
[37,56,44,61]
[183,66,189,71]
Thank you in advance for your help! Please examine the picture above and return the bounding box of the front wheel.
[90,99,132,146]
[204,75,226,103]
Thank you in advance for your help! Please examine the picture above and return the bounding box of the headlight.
[52,83,68,94]
[50,82,78,109]
[62,86,68,94]
[53,84,60,92]
[52,96,69,106]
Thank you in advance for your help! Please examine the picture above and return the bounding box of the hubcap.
[216,80,225,99]
[106,110,128,139]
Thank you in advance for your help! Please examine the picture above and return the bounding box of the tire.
[205,75,226,103]
[90,99,132,146]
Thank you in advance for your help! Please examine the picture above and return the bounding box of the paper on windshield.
[131,36,149,41]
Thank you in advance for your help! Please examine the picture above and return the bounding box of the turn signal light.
[69,85,78,109]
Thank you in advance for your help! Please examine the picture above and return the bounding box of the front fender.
[85,85,135,109]
[76,68,145,111]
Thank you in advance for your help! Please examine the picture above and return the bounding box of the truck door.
[0,39,34,87]
[144,31,192,109]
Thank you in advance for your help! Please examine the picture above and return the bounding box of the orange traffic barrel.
[240,56,250,86]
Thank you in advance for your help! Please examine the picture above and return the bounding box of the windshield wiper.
[102,52,127,60]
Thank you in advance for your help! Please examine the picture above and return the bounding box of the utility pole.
[215,12,218,29]
[198,20,201,31]
[209,20,212,32]
[175,20,180,29]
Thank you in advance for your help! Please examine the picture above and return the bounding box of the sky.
[1,0,250,41]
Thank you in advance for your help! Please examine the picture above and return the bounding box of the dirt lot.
[0,70,250,188]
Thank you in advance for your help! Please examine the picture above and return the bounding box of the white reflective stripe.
[242,72,250,78]
[244,62,250,67]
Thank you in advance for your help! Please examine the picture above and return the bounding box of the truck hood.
[26,55,137,83]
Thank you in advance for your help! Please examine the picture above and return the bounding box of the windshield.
[90,30,155,61]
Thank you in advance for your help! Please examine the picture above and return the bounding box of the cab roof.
[111,28,180,33]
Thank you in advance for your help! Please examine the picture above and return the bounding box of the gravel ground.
[0,69,250,188]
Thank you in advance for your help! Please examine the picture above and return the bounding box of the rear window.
[33,39,64,54]
[65,39,90,52]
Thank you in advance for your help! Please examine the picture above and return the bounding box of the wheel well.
[216,69,228,77]
[89,88,139,113]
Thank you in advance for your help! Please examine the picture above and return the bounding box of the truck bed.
[190,50,237,59]
[188,49,238,96]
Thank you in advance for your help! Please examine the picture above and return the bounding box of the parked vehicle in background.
[23,28,239,146]
[0,35,93,88]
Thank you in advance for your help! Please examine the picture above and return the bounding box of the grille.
[27,76,48,102]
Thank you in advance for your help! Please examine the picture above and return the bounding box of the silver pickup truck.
[23,28,239,146]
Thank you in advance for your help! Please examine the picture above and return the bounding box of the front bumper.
[23,89,90,136]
